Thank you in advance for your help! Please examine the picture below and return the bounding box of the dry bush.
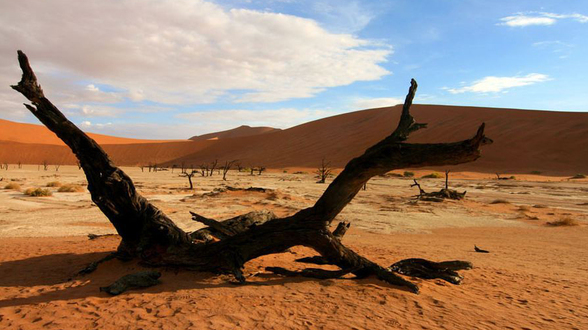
[421,172,442,179]
[533,204,548,208]
[546,217,579,227]
[58,184,84,192]
[517,205,531,211]
[403,171,415,177]
[490,199,510,204]
[570,174,586,179]
[24,188,53,197]
[4,182,21,191]
[46,181,62,187]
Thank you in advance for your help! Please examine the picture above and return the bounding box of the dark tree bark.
[12,51,492,293]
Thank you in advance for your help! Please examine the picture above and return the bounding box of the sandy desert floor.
[0,165,587,329]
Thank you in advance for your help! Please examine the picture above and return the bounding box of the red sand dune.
[170,105,588,175]
[1,105,587,174]
[0,119,175,145]
[190,125,280,141]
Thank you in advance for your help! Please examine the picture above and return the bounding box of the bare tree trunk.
[12,51,491,293]
[222,160,237,181]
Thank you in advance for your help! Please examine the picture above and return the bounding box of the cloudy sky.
[1,0,587,139]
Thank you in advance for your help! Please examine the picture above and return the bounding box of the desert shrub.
[509,176,516,180]
[403,171,415,178]
[293,171,308,175]
[533,204,548,208]
[517,205,530,211]
[58,184,84,192]
[24,188,53,197]
[529,171,542,175]
[4,183,21,191]
[490,199,510,204]
[385,173,404,178]
[546,217,579,227]
[570,174,586,179]
[46,181,62,187]
[283,170,288,173]
[421,172,442,179]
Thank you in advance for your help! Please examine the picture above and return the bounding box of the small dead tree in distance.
[12,50,492,294]
[222,160,237,181]
[315,158,332,183]
[181,170,197,190]
[209,159,218,177]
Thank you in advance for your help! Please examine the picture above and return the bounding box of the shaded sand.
[0,166,587,329]
[2,105,588,174]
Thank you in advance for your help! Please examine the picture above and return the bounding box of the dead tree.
[77,161,82,170]
[181,170,197,190]
[55,164,60,172]
[18,161,22,169]
[410,170,466,201]
[43,160,48,171]
[12,51,492,293]
[198,164,208,177]
[222,160,237,181]
[315,158,332,183]
[209,159,218,177]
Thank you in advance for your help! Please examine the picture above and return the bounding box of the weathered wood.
[411,178,466,202]
[12,51,492,294]
[389,258,473,284]
[99,271,161,295]
[474,245,490,253]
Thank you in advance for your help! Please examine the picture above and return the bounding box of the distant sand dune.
[1,105,587,174]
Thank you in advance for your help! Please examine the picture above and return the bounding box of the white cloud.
[445,74,550,94]
[499,12,588,27]
[0,0,391,112]
[352,97,403,110]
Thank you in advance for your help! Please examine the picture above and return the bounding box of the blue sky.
[1,0,586,139]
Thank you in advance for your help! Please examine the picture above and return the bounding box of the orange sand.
[0,226,586,330]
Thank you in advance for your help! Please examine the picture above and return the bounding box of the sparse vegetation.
[421,172,442,179]
[403,171,415,178]
[529,171,542,175]
[570,174,586,179]
[58,184,85,192]
[46,181,62,187]
[24,188,53,197]
[546,217,579,227]
[4,182,21,190]
[490,199,510,204]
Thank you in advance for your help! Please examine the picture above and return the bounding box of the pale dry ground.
[0,165,587,329]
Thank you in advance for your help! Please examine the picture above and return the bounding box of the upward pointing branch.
[390,79,427,142]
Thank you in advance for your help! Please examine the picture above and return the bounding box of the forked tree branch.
[12,51,491,294]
